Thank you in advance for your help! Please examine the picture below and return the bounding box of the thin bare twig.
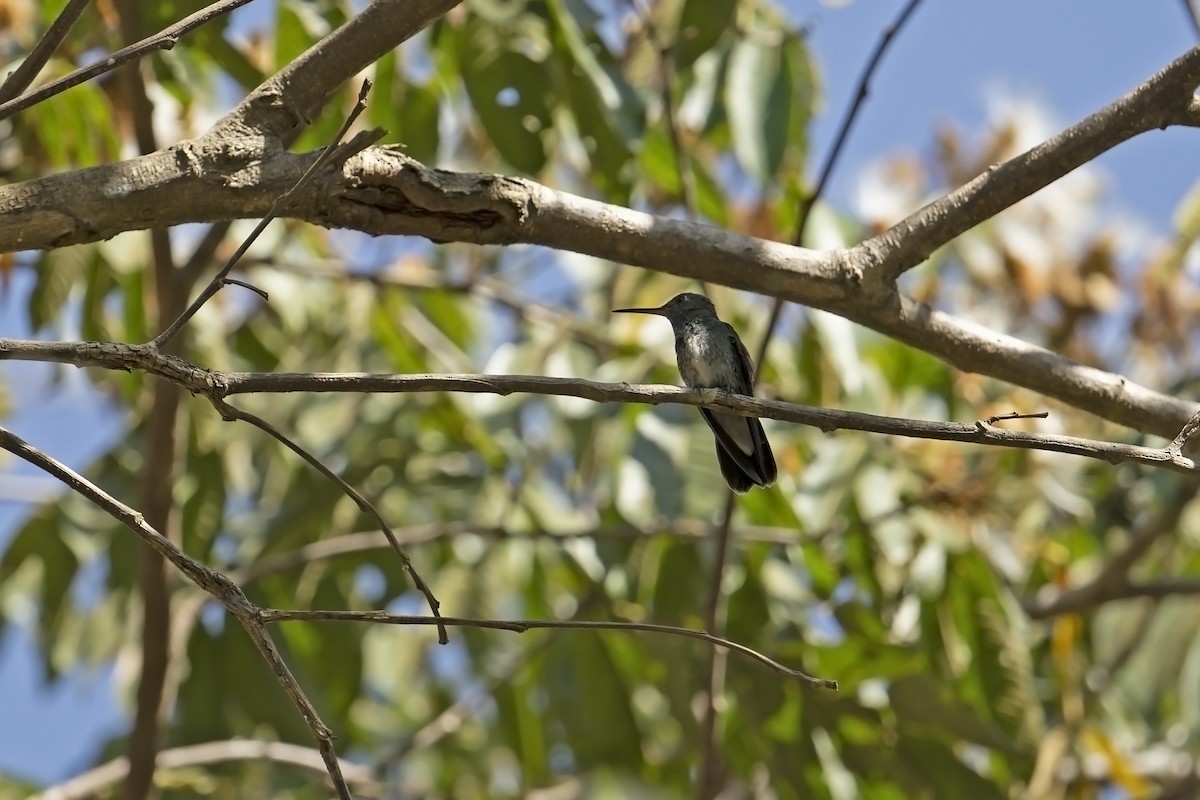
[209,397,448,644]
[986,411,1050,425]
[221,276,269,301]
[1168,409,1200,455]
[752,0,925,373]
[627,0,698,217]
[142,80,447,635]
[153,79,382,349]
[0,0,257,121]
[697,490,737,800]
[799,0,924,246]
[0,425,354,800]
[221,374,1197,473]
[0,0,92,104]
[1,338,1196,474]
[259,609,839,690]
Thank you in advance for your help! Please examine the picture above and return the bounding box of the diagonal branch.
[793,0,924,247]
[0,0,257,121]
[218,0,462,143]
[625,0,698,219]
[209,396,448,643]
[0,426,354,800]
[752,0,925,374]
[0,0,92,104]
[858,45,1200,283]
[153,82,383,349]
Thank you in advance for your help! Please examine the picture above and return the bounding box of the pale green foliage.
[2,1,1199,799]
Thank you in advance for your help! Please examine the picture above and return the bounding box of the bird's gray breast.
[676,320,755,454]
[676,322,735,389]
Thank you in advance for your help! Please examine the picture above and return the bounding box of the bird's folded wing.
[699,408,776,486]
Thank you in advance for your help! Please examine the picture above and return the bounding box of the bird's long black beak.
[612,306,665,315]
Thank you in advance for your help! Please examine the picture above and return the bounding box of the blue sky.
[796,0,1198,225]
[1,0,1197,788]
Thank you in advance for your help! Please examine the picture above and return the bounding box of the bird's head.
[612,292,716,325]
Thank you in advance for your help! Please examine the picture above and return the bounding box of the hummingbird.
[613,293,777,493]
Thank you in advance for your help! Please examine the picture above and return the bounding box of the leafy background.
[2,0,1200,798]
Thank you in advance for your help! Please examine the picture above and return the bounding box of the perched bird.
[613,293,777,493]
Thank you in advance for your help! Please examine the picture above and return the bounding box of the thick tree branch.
[0,6,1197,450]
[5,68,1200,437]
[867,296,1198,438]
[0,338,1195,473]
[216,0,461,143]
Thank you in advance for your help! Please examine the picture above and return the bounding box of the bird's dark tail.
[712,417,776,493]
[715,443,755,493]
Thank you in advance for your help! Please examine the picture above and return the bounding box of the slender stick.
[0,426,354,800]
[0,0,92,104]
[152,80,381,349]
[0,338,1194,475]
[696,491,737,800]
[259,609,839,690]
[752,0,925,373]
[0,0,258,121]
[210,397,448,643]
